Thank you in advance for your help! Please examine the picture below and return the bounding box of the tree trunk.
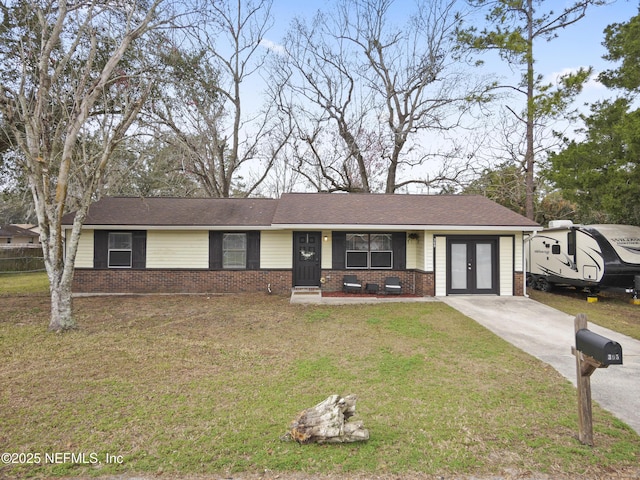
[35,198,77,332]
[39,201,89,333]
[524,0,536,221]
[49,277,75,332]
[285,394,369,444]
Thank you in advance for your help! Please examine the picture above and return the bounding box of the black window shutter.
[93,230,109,269]
[132,231,147,269]
[392,232,406,270]
[246,231,260,270]
[209,231,223,269]
[332,232,346,269]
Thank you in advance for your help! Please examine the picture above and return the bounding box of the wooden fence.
[0,245,45,272]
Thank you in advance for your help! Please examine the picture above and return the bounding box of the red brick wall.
[514,271,524,296]
[73,268,501,297]
[73,269,292,295]
[320,269,434,296]
[414,270,435,296]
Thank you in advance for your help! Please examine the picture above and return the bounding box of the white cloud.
[545,67,605,92]
[260,38,286,55]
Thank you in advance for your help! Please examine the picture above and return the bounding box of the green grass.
[1,291,639,479]
[0,271,49,295]
[529,288,640,340]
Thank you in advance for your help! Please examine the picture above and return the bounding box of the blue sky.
[263,0,640,104]
[246,0,640,191]
[533,0,639,102]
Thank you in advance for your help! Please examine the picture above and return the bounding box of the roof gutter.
[67,224,542,233]
[271,224,543,232]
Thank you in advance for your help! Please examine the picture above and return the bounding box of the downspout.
[523,230,537,298]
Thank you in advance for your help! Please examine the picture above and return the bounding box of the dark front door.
[447,238,499,294]
[293,231,321,287]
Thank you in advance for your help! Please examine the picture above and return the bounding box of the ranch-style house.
[63,193,541,296]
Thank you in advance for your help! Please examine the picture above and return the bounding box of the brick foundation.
[321,270,434,296]
[514,271,524,296]
[73,269,292,295]
[72,268,514,298]
[414,270,435,297]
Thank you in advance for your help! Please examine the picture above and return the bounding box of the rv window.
[552,244,561,255]
[568,230,576,256]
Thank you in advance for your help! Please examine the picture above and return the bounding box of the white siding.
[146,230,209,269]
[432,233,520,296]
[435,236,447,296]
[499,236,514,296]
[423,232,433,271]
[73,229,94,268]
[513,232,523,271]
[261,230,292,269]
[321,231,332,269]
[406,233,418,269]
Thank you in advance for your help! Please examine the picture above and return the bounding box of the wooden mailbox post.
[571,313,623,446]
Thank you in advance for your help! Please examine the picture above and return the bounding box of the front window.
[108,232,132,268]
[346,233,393,269]
[223,233,247,268]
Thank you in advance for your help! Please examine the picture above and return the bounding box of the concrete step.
[290,286,322,304]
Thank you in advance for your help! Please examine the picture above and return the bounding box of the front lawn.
[1,291,638,479]
[0,271,49,295]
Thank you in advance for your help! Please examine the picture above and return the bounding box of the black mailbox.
[576,329,623,366]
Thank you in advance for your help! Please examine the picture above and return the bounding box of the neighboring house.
[0,224,40,245]
[62,193,541,296]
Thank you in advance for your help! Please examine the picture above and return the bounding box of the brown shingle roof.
[272,193,540,227]
[71,197,278,227]
[64,194,539,229]
[0,225,40,237]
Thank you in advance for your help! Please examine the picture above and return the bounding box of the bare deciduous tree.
[148,0,290,198]
[0,0,172,331]
[271,0,490,193]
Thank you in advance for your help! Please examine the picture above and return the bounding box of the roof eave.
[71,224,271,231]
[271,223,542,232]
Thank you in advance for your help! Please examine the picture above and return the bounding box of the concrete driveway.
[441,295,640,436]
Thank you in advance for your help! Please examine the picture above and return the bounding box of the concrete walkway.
[441,295,640,436]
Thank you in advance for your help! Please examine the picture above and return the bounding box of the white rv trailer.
[526,220,640,294]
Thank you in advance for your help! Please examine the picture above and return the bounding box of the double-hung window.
[108,232,133,268]
[346,233,393,269]
[223,233,247,269]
